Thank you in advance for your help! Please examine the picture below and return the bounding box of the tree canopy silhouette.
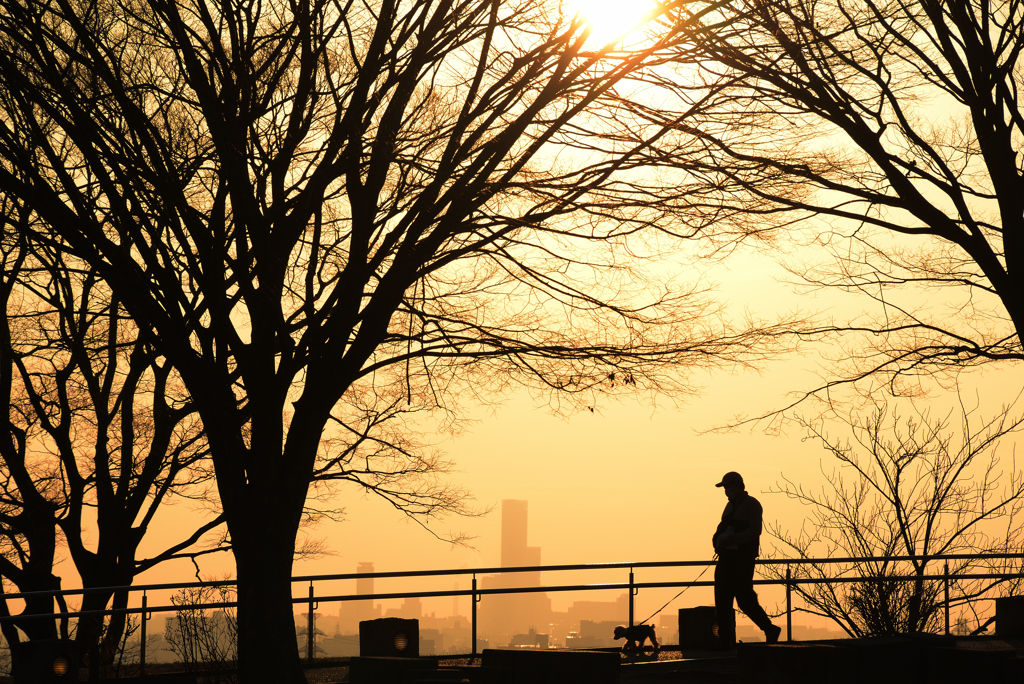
[632,0,1024,414]
[0,1,791,680]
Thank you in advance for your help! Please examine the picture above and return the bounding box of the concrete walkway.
[621,651,737,683]
[304,637,1024,683]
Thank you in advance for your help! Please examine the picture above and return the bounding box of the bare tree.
[0,197,67,648]
[620,0,1024,413]
[0,2,797,681]
[1,184,460,676]
[309,387,478,538]
[0,210,230,674]
[165,582,238,684]
[765,399,1024,636]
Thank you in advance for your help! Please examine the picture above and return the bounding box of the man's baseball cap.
[716,471,744,487]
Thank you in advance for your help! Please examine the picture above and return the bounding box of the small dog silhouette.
[613,624,660,653]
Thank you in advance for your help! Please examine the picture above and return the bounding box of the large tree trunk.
[16,588,61,641]
[232,506,307,684]
[75,589,113,682]
[2,572,62,677]
[74,545,136,679]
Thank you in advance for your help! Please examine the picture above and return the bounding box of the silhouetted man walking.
[712,471,782,648]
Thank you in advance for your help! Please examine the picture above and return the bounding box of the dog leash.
[637,561,714,625]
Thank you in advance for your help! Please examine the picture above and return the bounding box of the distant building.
[501,500,539,570]
[384,597,423,620]
[658,613,678,645]
[564,593,628,627]
[339,561,381,633]
[479,500,552,643]
[509,627,549,649]
[320,633,359,657]
[566,620,619,649]
[420,615,475,653]
[420,627,443,654]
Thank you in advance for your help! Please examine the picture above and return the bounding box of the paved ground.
[302,637,1024,683]
[302,647,737,683]
[620,650,737,683]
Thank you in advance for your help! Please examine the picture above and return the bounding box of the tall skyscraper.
[500,499,541,570]
[501,500,528,566]
[341,561,380,632]
[480,499,551,643]
[356,562,375,597]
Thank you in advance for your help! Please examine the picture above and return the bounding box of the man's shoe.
[765,624,782,644]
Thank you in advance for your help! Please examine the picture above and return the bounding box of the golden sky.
[123,6,1024,629]
[133,242,1024,628]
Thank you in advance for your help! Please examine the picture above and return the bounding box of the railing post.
[785,566,792,642]
[471,575,479,658]
[307,583,315,661]
[140,592,147,675]
[629,569,635,626]
[944,561,950,635]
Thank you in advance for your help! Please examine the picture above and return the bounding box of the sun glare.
[570,0,659,46]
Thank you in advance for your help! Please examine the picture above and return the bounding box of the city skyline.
[280,495,852,656]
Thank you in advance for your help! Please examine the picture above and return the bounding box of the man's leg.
[714,560,737,646]
[732,556,781,643]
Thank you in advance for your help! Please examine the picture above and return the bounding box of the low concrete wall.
[738,635,1024,684]
[997,596,1024,637]
[679,607,719,649]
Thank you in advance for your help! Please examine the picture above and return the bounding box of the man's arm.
[712,503,734,549]
[729,497,763,546]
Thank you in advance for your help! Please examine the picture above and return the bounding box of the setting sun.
[570,0,660,46]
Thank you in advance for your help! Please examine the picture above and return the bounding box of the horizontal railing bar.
[0,584,639,622]
[290,553,1024,584]
[0,583,661,622]
[291,560,718,583]
[3,553,1020,602]
[771,572,1024,585]
[3,571,1022,624]
[0,579,237,601]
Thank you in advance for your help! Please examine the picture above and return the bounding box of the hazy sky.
[122,3,1024,630]
[131,254,819,617]
[141,359,826,621]
[134,241,1023,628]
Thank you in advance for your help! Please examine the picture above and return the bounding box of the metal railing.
[2,553,1022,674]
